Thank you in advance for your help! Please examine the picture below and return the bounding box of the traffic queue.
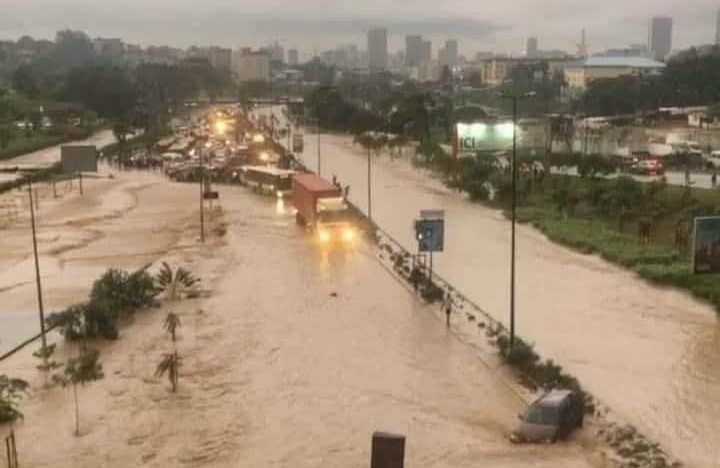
[163,106,358,246]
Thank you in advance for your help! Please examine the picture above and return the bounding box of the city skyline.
[2,0,720,59]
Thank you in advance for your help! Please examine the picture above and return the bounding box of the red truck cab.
[292,173,356,243]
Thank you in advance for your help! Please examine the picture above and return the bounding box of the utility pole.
[28,179,48,354]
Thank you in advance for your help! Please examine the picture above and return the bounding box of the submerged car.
[510,390,584,444]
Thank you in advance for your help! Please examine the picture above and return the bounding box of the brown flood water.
[284,124,720,467]
[2,170,605,467]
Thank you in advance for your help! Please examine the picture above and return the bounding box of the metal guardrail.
[373,228,507,334]
[0,324,58,363]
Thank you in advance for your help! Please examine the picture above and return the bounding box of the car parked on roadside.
[510,390,584,444]
[631,157,665,176]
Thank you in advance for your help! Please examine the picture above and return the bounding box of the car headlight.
[342,227,355,242]
[318,230,331,243]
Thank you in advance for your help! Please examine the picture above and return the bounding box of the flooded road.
[1,173,605,467]
[262,112,720,466]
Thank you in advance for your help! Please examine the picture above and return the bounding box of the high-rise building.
[232,49,271,82]
[439,39,458,68]
[288,48,299,66]
[405,35,424,66]
[648,16,673,61]
[368,28,388,70]
[526,37,539,58]
[445,39,458,66]
[209,47,232,70]
[422,40,432,62]
[716,9,720,45]
[262,42,284,63]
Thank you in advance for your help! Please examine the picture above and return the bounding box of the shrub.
[90,267,158,317]
[48,266,160,341]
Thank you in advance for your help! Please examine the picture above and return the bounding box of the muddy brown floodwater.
[262,110,720,467]
[1,168,607,467]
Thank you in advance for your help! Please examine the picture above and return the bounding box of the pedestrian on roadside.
[344,184,351,199]
[443,289,453,326]
[712,170,717,188]
[410,266,420,294]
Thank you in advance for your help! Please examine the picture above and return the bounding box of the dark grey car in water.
[510,390,584,444]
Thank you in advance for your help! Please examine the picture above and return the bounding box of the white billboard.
[456,122,515,153]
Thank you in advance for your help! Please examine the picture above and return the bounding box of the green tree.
[0,124,13,149]
[33,343,63,385]
[0,375,29,424]
[387,134,409,158]
[155,351,182,392]
[59,64,137,119]
[155,262,199,301]
[11,64,40,96]
[53,347,104,436]
[164,312,182,342]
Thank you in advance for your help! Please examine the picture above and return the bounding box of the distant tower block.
[370,432,405,468]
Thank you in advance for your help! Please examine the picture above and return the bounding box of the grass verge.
[515,204,720,311]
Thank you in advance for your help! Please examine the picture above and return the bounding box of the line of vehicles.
[171,107,359,246]
[235,164,357,245]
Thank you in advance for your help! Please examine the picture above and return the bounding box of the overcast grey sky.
[2,0,719,59]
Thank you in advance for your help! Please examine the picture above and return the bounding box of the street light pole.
[317,121,321,176]
[28,179,48,353]
[367,138,372,221]
[510,96,518,350]
[499,91,535,350]
[199,146,205,243]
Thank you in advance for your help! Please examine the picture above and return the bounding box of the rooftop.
[576,56,666,69]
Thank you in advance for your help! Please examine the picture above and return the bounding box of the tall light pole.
[367,134,372,221]
[317,120,321,176]
[498,91,535,350]
[28,178,48,354]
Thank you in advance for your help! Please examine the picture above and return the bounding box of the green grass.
[0,127,95,161]
[515,202,720,311]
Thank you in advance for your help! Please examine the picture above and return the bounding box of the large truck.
[292,173,356,244]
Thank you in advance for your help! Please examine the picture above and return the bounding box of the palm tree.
[155,351,182,392]
[155,262,199,301]
[164,312,182,341]
[54,347,104,436]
